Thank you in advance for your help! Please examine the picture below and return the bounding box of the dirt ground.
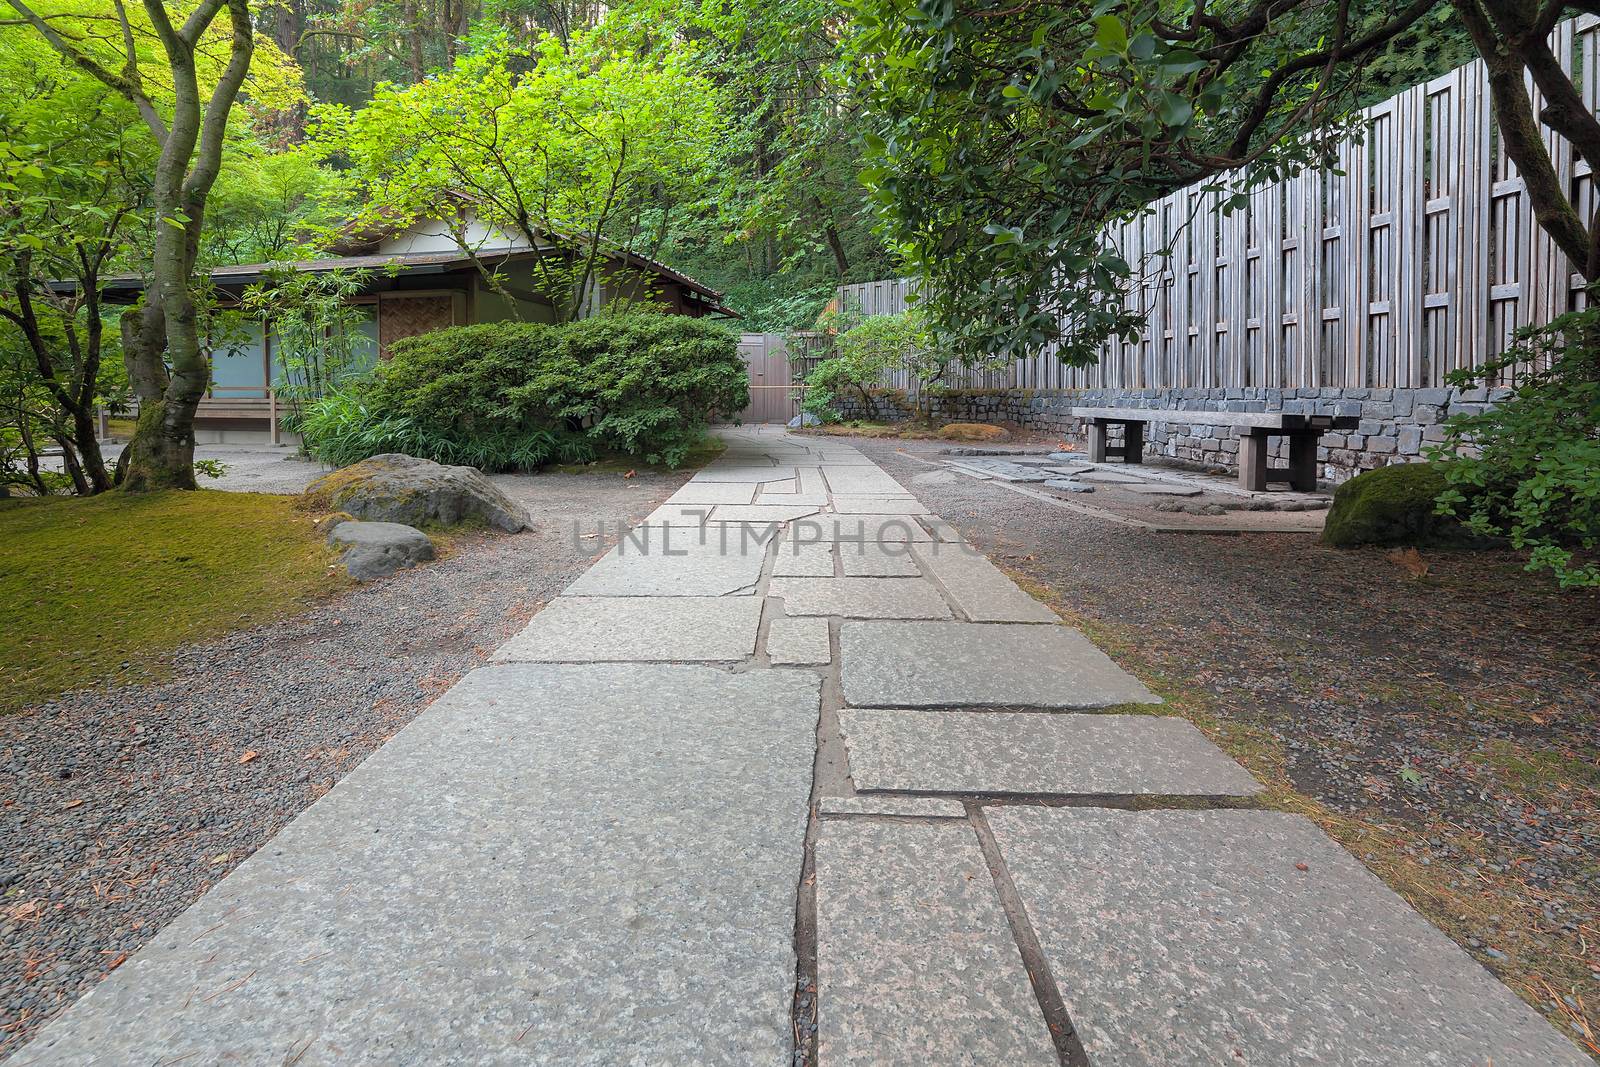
[858,436,1600,1059]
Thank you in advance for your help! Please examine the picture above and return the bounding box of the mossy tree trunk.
[6,0,256,492]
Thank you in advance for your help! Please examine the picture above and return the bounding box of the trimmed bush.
[300,314,747,470]
[1322,463,1473,548]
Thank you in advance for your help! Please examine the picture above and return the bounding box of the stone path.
[21,428,1589,1065]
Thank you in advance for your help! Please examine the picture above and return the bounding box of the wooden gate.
[736,333,799,423]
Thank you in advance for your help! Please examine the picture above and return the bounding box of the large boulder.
[304,454,529,532]
[328,520,436,581]
[1322,462,1475,547]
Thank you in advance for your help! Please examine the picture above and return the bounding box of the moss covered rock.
[302,454,529,532]
[1322,463,1470,547]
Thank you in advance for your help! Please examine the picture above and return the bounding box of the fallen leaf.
[63,798,84,810]
[238,750,259,765]
[623,469,636,479]
[1385,546,1429,580]
[1295,862,1309,872]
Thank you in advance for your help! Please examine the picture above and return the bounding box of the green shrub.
[1429,309,1600,588]
[1322,463,1474,548]
[303,314,746,470]
[802,310,932,421]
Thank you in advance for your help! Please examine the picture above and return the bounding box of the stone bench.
[1068,407,1360,492]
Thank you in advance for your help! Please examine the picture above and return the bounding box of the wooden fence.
[837,17,1599,395]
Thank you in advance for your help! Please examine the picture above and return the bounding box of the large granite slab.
[494,597,763,663]
[689,466,798,484]
[840,622,1158,707]
[26,664,821,1066]
[789,516,939,543]
[565,529,768,596]
[817,795,966,818]
[664,482,757,505]
[829,494,930,515]
[765,616,831,665]
[838,542,921,577]
[710,503,822,523]
[839,709,1261,796]
[815,820,1057,1067]
[914,546,1059,623]
[819,467,907,495]
[772,540,835,577]
[987,807,1591,1067]
[770,577,952,620]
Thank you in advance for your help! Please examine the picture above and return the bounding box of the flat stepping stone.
[820,467,907,495]
[689,465,797,483]
[986,808,1592,1067]
[829,494,931,515]
[816,820,1057,1067]
[840,709,1261,796]
[766,616,831,665]
[663,482,756,505]
[817,795,967,818]
[495,597,762,663]
[789,516,939,543]
[840,622,1158,707]
[565,531,767,596]
[772,540,835,577]
[770,577,951,620]
[29,664,820,1065]
[947,459,1049,482]
[1121,483,1203,497]
[1078,470,1144,484]
[914,546,1058,623]
[838,542,921,577]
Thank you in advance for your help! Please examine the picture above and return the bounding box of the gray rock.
[306,453,529,532]
[327,520,435,581]
[787,411,822,428]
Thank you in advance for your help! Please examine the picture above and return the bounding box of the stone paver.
[689,465,798,483]
[28,664,820,1066]
[838,541,921,577]
[664,482,757,505]
[565,531,768,596]
[494,596,763,663]
[710,503,822,523]
[987,807,1593,1067]
[772,540,835,577]
[770,577,952,620]
[766,616,832,665]
[839,709,1261,796]
[815,820,1057,1067]
[817,796,967,818]
[841,621,1160,707]
[915,545,1060,623]
[819,467,907,495]
[791,516,938,543]
[829,494,931,515]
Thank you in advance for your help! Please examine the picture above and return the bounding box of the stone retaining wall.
[833,386,1508,484]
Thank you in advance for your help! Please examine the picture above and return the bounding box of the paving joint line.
[968,803,1087,1067]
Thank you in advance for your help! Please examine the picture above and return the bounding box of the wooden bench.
[1068,407,1360,492]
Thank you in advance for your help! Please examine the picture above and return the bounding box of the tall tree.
[319,33,727,318]
[849,0,1600,367]
[4,0,260,489]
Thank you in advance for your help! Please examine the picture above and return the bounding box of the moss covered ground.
[0,490,343,713]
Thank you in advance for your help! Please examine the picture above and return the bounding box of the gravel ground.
[860,438,1600,1059]
[0,460,694,1057]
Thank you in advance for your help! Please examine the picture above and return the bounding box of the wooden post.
[97,405,109,440]
[1288,432,1319,491]
[269,388,280,447]
[1087,419,1109,463]
[1122,420,1145,464]
[1239,430,1269,491]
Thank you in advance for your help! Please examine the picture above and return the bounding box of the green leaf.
[1093,15,1127,52]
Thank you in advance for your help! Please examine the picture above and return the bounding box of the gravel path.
[857,438,1600,1057]
[0,463,693,1057]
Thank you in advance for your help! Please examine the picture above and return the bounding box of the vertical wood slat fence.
[837,17,1598,396]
